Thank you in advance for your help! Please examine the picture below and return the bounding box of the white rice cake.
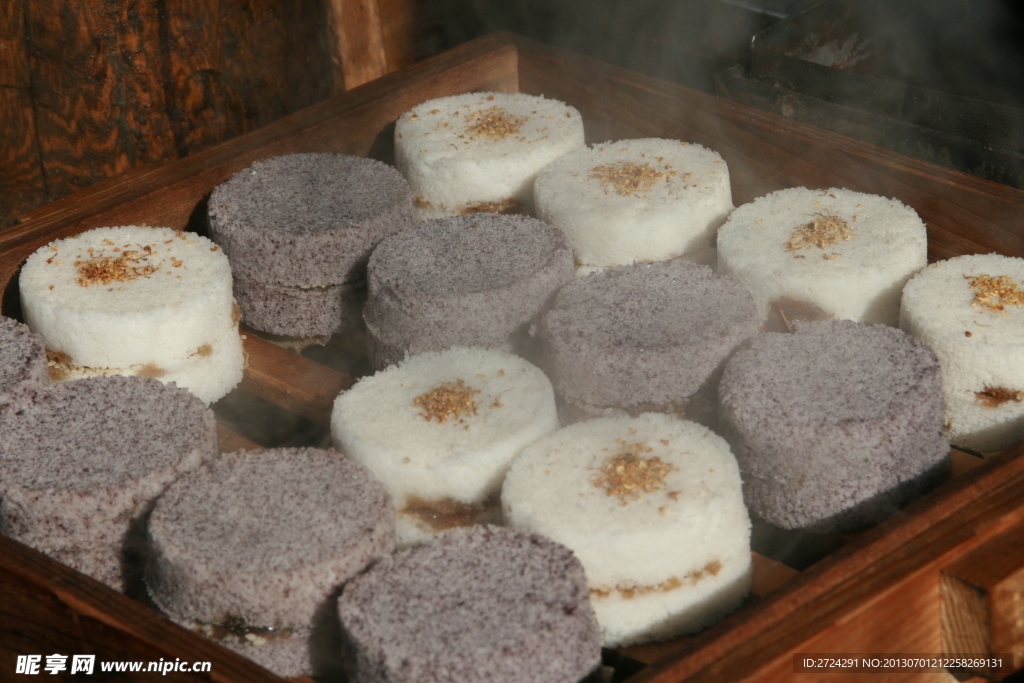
[47,323,245,406]
[534,138,733,269]
[901,253,1024,453]
[21,226,236,368]
[394,92,584,220]
[502,413,752,647]
[717,187,927,327]
[331,347,559,547]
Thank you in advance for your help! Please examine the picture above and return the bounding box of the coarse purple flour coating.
[718,320,950,533]
[145,447,395,678]
[363,214,575,369]
[536,259,758,426]
[338,525,602,683]
[231,277,367,338]
[208,153,414,287]
[0,375,217,591]
[0,315,48,412]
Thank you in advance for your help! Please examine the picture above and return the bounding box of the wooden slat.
[0,1,47,229]
[941,518,1024,678]
[325,0,390,90]
[0,535,288,682]
[240,334,354,426]
[215,423,263,452]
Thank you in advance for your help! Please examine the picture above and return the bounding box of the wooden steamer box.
[2,33,1024,683]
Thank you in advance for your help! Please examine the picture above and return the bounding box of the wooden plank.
[27,0,178,199]
[0,535,288,682]
[240,333,354,427]
[941,518,1024,678]
[324,0,390,91]
[0,0,48,229]
[216,423,262,452]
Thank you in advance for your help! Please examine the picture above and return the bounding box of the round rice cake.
[534,138,733,269]
[0,315,48,411]
[145,447,395,678]
[0,375,217,591]
[331,347,558,547]
[208,152,414,287]
[535,259,758,427]
[394,92,584,220]
[363,214,574,370]
[232,277,366,338]
[718,320,950,533]
[901,253,1024,453]
[501,413,752,647]
[337,525,602,683]
[20,226,236,370]
[717,187,927,327]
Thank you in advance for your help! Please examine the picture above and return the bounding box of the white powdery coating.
[331,347,558,546]
[717,187,927,326]
[901,254,1024,453]
[534,138,734,268]
[53,324,244,405]
[146,448,395,629]
[20,226,234,368]
[395,92,584,218]
[501,413,751,646]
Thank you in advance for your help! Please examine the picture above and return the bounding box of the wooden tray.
[3,32,1024,683]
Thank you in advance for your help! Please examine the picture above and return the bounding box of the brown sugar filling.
[763,297,833,333]
[975,386,1024,408]
[197,614,293,643]
[400,496,488,532]
[590,560,723,599]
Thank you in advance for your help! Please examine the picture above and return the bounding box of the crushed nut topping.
[75,248,160,287]
[464,106,526,140]
[591,439,677,504]
[975,386,1024,408]
[964,273,1024,313]
[589,161,673,196]
[785,210,855,255]
[413,380,481,423]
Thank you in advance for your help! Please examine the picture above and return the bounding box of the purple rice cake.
[337,525,602,683]
[208,153,414,336]
[145,447,395,678]
[717,319,951,533]
[0,375,216,591]
[363,214,574,369]
[535,259,758,427]
[0,315,48,413]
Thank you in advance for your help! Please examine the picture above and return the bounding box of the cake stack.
[208,153,414,338]
[145,447,395,678]
[0,375,218,591]
[19,226,243,404]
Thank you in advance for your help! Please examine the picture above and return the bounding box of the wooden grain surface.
[0,0,335,232]
[3,32,1024,683]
